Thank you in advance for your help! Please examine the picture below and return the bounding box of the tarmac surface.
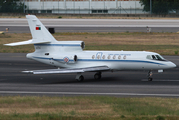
[1,26,179,33]
[0,53,179,97]
[0,18,179,97]
[0,19,179,33]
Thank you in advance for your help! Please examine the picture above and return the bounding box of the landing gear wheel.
[76,75,84,82]
[94,73,101,80]
[148,77,153,81]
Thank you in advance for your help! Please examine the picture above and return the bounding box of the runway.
[0,53,179,97]
[0,19,179,33]
[1,26,179,33]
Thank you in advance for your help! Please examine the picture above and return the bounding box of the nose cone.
[172,62,176,68]
[169,62,176,68]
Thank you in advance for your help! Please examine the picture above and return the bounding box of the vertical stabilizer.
[26,15,57,43]
[4,15,57,46]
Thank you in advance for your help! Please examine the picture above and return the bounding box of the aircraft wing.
[22,66,110,74]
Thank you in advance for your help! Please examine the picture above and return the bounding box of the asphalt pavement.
[0,18,179,97]
[0,53,179,97]
[0,19,179,33]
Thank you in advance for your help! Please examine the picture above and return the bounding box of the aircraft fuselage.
[26,43,176,71]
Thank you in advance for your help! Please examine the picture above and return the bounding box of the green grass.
[1,32,179,55]
[85,45,179,55]
[0,96,179,119]
[1,44,178,55]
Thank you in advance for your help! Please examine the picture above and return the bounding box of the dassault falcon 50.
[4,15,176,82]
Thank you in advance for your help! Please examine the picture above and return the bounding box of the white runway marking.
[1,18,179,21]
[0,91,179,97]
[1,25,179,27]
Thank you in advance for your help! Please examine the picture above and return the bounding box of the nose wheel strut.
[148,70,153,81]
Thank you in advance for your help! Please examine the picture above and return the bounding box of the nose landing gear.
[148,70,153,81]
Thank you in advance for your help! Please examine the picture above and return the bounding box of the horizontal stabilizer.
[4,39,50,46]
[22,66,110,74]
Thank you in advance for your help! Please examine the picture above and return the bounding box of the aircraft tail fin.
[26,15,57,42]
[4,15,57,46]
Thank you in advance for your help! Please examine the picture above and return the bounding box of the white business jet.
[4,15,176,82]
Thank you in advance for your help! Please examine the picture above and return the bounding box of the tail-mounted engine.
[60,41,85,51]
[34,41,85,52]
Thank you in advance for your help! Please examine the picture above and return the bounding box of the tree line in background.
[140,0,179,15]
[0,0,25,13]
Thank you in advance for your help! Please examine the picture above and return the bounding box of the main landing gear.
[75,73,84,82]
[75,72,102,82]
[94,72,101,80]
[148,70,153,81]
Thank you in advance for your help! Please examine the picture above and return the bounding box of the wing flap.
[22,66,110,74]
[83,66,110,72]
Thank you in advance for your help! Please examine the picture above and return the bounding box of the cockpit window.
[146,55,152,60]
[155,55,163,60]
[147,55,166,61]
[152,55,156,60]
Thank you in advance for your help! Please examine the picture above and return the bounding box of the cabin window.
[45,53,49,55]
[118,55,121,59]
[123,55,126,59]
[102,55,105,59]
[107,55,111,59]
[92,55,95,59]
[113,55,116,59]
[97,55,100,59]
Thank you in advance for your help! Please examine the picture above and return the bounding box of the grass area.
[0,96,178,119]
[1,32,179,55]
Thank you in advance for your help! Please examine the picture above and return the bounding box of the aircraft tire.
[76,75,84,82]
[148,77,153,81]
[94,73,101,80]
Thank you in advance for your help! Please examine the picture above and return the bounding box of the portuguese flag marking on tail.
[36,27,41,30]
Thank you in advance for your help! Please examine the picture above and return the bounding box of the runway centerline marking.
[0,91,179,97]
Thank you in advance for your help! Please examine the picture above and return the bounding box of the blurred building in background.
[21,0,147,14]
